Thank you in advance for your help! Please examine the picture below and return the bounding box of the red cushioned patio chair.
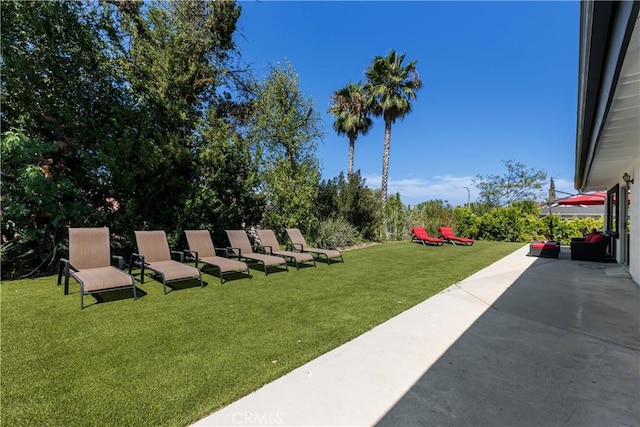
[570,231,609,262]
[410,227,444,246]
[438,226,474,246]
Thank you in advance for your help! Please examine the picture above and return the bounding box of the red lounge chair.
[410,227,444,246]
[438,227,474,246]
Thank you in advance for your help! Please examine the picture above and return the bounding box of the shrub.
[316,172,382,241]
[313,217,359,249]
[453,203,604,244]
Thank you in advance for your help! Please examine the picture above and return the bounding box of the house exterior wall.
[575,2,639,285]
[628,160,639,284]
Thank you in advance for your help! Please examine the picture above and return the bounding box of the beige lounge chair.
[285,228,344,265]
[256,229,316,270]
[184,230,252,284]
[225,230,289,275]
[130,230,202,294]
[57,227,137,309]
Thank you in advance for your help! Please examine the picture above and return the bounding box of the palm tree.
[328,82,373,178]
[365,50,422,208]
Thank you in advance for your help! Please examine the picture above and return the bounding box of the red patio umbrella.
[553,191,607,206]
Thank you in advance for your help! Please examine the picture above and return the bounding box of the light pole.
[463,187,470,207]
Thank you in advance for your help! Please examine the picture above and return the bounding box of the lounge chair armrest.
[261,245,273,255]
[215,247,230,257]
[182,249,199,268]
[57,258,69,286]
[128,253,145,283]
[290,243,304,252]
[227,247,242,259]
[57,258,77,295]
[183,249,198,262]
[254,245,269,254]
[111,255,125,269]
[170,250,184,262]
[129,253,145,269]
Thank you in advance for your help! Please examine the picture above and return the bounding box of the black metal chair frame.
[57,256,137,309]
[183,248,252,284]
[128,251,203,294]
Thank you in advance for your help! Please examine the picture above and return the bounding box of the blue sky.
[234,1,580,206]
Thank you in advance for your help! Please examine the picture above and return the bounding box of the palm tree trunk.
[381,120,392,208]
[348,136,355,178]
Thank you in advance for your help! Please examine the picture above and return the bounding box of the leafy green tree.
[1,131,100,278]
[328,82,373,177]
[181,110,265,245]
[473,160,548,207]
[316,172,382,241]
[365,50,423,208]
[1,1,128,277]
[109,0,243,236]
[1,0,250,276]
[248,61,324,234]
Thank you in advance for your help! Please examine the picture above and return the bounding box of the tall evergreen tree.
[365,50,423,208]
[111,0,243,237]
[328,82,373,178]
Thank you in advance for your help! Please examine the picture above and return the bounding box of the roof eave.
[574,1,640,191]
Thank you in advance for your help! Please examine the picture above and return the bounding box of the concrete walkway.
[193,245,640,427]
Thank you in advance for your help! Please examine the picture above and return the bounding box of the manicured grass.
[1,241,522,426]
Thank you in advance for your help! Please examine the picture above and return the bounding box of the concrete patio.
[193,245,640,426]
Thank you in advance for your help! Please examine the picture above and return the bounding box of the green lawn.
[1,241,522,426]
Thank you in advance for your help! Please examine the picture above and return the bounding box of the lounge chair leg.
[161,273,167,294]
[57,259,64,286]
